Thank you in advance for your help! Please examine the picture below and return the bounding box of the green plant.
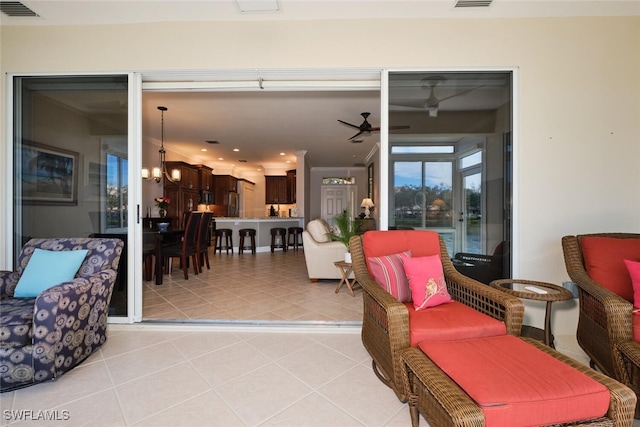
[327,210,364,252]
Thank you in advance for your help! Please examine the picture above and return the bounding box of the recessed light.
[233,148,240,152]
[201,148,207,152]
[286,160,291,163]
[279,152,285,156]
[218,157,224,161]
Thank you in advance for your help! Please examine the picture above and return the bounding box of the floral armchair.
[0,237,123,392]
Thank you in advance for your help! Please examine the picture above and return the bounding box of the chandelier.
[142,106,181,183]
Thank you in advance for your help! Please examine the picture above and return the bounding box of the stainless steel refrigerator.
[228,191,239,217]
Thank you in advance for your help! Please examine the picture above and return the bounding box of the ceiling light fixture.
[142,106,181,183]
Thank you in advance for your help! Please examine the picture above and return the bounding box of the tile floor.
[0,325,416,427]
[143,248,363,323]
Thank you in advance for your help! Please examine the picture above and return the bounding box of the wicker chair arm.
[350,236,411,348]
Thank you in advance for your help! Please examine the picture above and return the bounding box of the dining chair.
[197,212,214,272]
[162,211,203,280]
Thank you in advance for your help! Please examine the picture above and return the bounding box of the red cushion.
[633,314,640,342]
[419,336,610,426]
[581,236,640,301]
[406,301,506,347]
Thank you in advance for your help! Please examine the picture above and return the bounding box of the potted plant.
[327,210,364,263]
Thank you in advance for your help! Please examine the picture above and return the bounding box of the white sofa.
[302,219,349,281]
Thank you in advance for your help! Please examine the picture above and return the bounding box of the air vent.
[0,1,39,17]
[205,140,219,144]
[238,159,247,163]
[454,0,493,8]
[351,139,364,144]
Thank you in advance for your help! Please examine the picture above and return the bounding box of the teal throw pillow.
[14,248,89,298]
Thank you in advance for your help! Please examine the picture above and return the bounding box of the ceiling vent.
[205,140,220,144]
[0,1,39,17]
[454,0,493,8]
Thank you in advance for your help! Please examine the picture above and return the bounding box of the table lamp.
[361,198,374,218]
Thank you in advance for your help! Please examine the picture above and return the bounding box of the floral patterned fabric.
[0,237,123,392]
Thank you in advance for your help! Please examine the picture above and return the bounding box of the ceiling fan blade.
[338,119,361,130]
[437,85,485,103]
[349,131,364,140]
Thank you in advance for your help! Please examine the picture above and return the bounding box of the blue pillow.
[14,248,89,298]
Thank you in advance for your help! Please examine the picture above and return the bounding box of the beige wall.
[1,16,640,331]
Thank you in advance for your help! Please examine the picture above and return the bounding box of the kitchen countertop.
[210,218,304,252]
[214,217,304,221]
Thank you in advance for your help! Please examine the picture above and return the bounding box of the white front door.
[321,185,357,227]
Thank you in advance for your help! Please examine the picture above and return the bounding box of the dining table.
[144,228,184,285]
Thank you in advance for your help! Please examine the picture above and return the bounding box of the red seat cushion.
[406,301,506,347]
[419,335,610,427]
[581,236,640,302]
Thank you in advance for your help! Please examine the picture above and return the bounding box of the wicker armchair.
[562,233,640,417]
[350,230,524,402]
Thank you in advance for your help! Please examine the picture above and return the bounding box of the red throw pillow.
[368,251,411,302]
[402,254,452,310]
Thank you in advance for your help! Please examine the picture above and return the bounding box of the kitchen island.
[213,217,305,252]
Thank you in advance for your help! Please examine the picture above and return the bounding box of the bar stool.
[270,227,287,253]
[287,226,304,251]
[238,228,257,254]
[214,228,233,254]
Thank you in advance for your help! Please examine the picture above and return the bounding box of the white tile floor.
[0,325,418,427]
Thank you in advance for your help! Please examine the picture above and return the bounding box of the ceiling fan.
[394,76,484,117]
[338,112,409,140]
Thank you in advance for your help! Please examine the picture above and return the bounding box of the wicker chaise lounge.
[402,337,637,426]
[350,230,524,402]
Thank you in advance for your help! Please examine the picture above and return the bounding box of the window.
[106,152,128,231]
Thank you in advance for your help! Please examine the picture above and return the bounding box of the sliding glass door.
[386,70,513,282]
[12,75,134,317]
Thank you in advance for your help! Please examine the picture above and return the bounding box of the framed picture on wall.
[21,142,78,205]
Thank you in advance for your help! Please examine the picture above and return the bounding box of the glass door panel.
[13,75,130,316]
[387,70,512,281]
[462,170,482,253]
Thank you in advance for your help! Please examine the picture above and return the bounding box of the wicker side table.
[490,279,572,348]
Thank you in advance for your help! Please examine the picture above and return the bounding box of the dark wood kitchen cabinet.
[196,164,214,192]
[265,175,287,204]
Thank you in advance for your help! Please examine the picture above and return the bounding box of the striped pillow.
[368,251,411,302]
